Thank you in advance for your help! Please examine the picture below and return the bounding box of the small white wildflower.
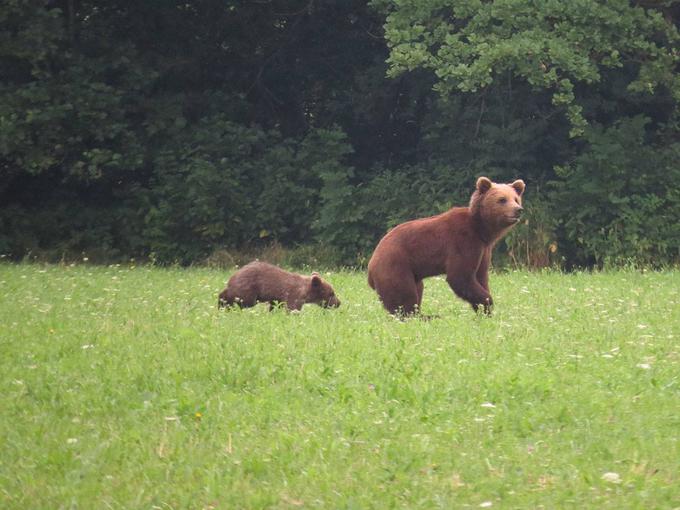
[601,472,621,484]
[67,438,78,445]
[636,363,651,370]
[480,502,493,508]
[81,344,94,349]
[480,402,496,408]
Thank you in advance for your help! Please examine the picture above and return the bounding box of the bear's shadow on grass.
[388,311,441,321]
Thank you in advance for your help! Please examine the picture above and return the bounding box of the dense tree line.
[1,0,678,267]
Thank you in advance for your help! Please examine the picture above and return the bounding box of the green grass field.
[1,263,678,509]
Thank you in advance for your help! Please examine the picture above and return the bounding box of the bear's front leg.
[471,296,493,315]
[476,247,491,293]
[446,274,493,315]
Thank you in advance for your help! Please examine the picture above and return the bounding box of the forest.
[1,0,679,268]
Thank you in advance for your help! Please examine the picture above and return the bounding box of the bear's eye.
[498,197,507,204]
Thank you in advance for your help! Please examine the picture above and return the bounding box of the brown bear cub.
[367,176,525,316]
[218,261,340,311]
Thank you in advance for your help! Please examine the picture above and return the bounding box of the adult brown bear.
[367,177,525,315]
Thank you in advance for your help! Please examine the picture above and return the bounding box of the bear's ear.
[311,273,321,287]
[476,176,493,194]
[511,179,525,196]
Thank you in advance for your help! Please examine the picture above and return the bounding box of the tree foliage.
[378,0,679,136]
[1,0,679,267]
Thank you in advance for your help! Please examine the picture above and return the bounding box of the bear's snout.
[504,205,524,225]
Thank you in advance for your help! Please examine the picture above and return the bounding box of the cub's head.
[470,176,525,231]
[308,273,341,308]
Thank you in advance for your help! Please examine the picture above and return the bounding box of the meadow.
[0,263,678,509]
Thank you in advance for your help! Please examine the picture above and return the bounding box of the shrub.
[552,116,680,268]
[146,122,352,264]
[503,192,560,269]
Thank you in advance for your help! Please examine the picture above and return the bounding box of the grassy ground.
[0,263,678,509]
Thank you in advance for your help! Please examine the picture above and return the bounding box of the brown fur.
[367,176,525,315]
[218,261,340,311]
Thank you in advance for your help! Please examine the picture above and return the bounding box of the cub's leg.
[218,289,235,309]
[219,288,257,309]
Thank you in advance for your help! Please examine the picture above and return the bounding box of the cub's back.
[229,261,303,296]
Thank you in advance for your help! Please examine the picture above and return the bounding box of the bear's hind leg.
[221,288,257,309]
[378,279,420,317]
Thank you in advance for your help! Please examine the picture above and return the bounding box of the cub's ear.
[511,179,525,196]
[476,176,493,194]
[311,273,321,287]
